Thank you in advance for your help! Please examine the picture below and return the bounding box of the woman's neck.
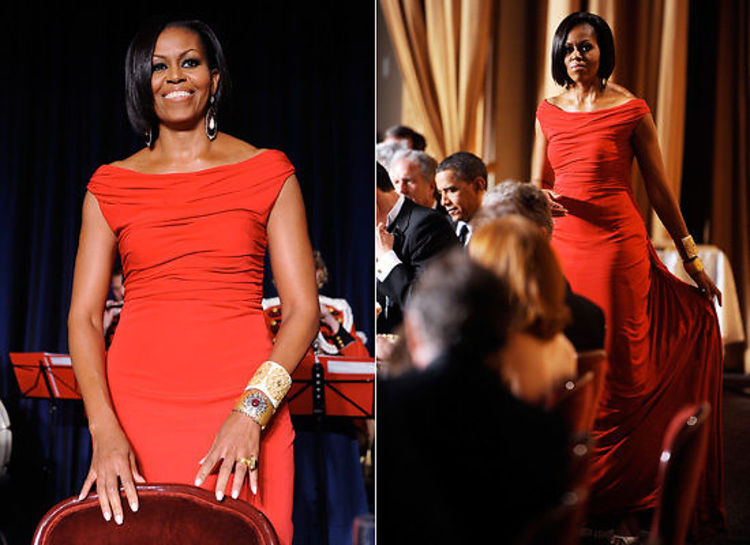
[152,125,216,165]
[567,79,604,107]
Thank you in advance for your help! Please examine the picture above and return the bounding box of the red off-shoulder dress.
[87,150,296,544]
[537,98,724,535]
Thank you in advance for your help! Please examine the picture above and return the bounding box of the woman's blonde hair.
[468,216,570,339]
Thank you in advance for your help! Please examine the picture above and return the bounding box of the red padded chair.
[545,370,595,435]
[646,403,711,545]
[575,350,608,430]
[32,483,280,545]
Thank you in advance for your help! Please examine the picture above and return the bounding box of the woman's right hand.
[541,189,568,217]
[79,422,145,524]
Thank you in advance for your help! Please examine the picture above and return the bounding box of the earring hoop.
[205,96,218,141]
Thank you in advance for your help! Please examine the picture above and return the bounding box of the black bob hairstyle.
[551,12,615,88]
[125,18,231,141]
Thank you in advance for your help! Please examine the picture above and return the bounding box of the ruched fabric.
[87,150,296,545]
[537,99,725,536]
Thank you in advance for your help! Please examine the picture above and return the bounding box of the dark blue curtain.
[0,3,374,542]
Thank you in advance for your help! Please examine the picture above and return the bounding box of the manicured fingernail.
[115,514,123,525]
[251,482,257,495]
[232,490,239,499]
[198,456,205,465]
[103,511,111,522]
[131,502,138,512]
[78,493,84,501]
[216,490,224,501]
[195,477,203,487]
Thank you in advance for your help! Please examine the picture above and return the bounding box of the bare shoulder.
[214,133,267,163]
[544,92,568,107]
[109,148,150,170]
[606,83,638,104]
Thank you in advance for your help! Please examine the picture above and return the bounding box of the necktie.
[458,223,470,245]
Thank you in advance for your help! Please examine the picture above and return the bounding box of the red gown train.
[537,99,725,535]
[87,150,297,545]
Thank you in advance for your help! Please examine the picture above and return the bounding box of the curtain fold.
[710,0,750,371]
[381,0,492,159]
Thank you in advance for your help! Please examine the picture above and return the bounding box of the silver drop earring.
[145,127,153,148]
[205,96,218,141]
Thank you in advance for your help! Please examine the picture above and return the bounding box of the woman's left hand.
[687,267,723,306]
[194,412,261,500]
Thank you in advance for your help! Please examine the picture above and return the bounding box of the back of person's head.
[390,149,438,181]
[473,180,553,237]
[377,162,394,192]
[405,249,517,365]
[436,151,487,183]
[384,125,427,151]
[376,140,409,171]
[468,216,569,339]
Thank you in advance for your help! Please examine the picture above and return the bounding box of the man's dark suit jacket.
[564,281,606,352]
[377,354,568,544]
[376,199,459,333]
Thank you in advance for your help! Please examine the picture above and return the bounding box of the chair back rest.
[648,403,711,545]
[576,350,608,429]
[32,483,280,545]
[514,486,589,545]
[546,370,595,435]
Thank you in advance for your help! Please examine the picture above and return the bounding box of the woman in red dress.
[532,11,724,538]
[67,19,318,544]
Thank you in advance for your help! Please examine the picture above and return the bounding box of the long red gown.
[87,150,296,545]
[537,99,725,534]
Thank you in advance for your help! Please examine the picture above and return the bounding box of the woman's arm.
[633,114,722,303]
[264,174,320,372]
[195,174,318,501]
[68,192,144,523]
[531,119,567,216]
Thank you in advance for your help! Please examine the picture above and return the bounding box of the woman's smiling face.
[151,26,219,129]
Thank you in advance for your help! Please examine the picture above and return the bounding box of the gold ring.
[237,456,258,471]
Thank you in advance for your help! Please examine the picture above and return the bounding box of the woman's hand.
[79,422,145,524]
[195,412,260,501]
[541,189,568,217]
[686,266,723,306]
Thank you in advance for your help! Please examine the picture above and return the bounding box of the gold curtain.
[710,0,750,371]
[380,0,493,160]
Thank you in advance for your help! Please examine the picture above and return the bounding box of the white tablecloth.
[654,244,746,349]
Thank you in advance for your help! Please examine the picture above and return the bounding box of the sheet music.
[327,361,375,375]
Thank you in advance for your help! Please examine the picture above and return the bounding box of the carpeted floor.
[702,383,750,544]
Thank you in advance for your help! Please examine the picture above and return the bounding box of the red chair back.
[576,350,608,429]
[648,403,711,545]
[545,370,595,435]
[32,483,280,545]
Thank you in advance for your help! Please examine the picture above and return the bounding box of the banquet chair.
[646,403,711,545]
[545,370,595,435]
[575,350,608,429]
[32,483,280,545]
[514,486,589,545]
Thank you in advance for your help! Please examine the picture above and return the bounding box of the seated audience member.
[378,250,568,544]
[376,163,459,334]
[103,261,124,349]
[383,124,427,151]
[435,151,487,245]
[472,180,606,351]
[469,216,577,404]
[389,149,448,218]
[375,139,408,171]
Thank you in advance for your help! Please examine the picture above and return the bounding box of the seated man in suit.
[376,163,459,333]
[378,250,568,544]
[389,149,448,218]
[435,151,488,246]
[472,180,606,351]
